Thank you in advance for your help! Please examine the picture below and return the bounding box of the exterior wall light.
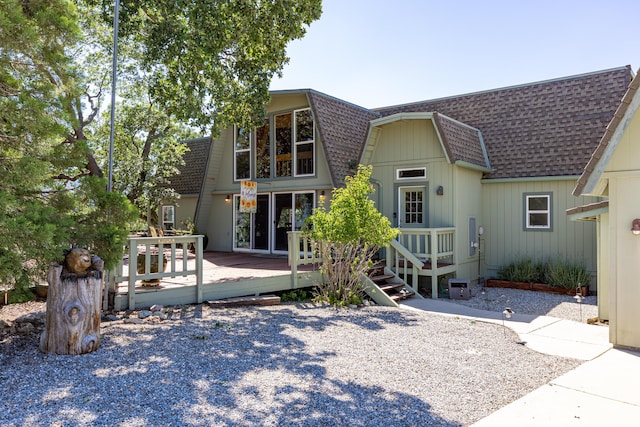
[436,185,444,196]
[225,194,231,203]
[632,219,640,235]
[319,190,326,203]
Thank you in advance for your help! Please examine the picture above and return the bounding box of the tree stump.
[40,251,104,355]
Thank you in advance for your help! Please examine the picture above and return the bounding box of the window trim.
[396,167,427,181]
[293,108,315,177]
[523,192,552,231]
[234,125,252,181]
[161,205,175,230]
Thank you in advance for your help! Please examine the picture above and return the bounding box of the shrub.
[280,289,310,302]
[497,257,545,283]
[545,259,591,289]
[304,165,399,307]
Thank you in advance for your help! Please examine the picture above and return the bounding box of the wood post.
[40,263,103,355]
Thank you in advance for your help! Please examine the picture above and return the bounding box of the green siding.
[368,120,453,228]
[454,165,483,281]
[481,179,599,282]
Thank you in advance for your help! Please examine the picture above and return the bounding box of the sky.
[269,0,640,109]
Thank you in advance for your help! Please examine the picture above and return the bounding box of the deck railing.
[112,235,204,309]
[387,227,456,298]
[288,231,322,288]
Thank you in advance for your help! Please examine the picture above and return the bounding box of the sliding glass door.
[273,192,314,253]
[233,194,270,252]
[234,191,314,253]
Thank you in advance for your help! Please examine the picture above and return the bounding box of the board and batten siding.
[367,119,454,228]
[453,165,484,282]
[480,179,599,285]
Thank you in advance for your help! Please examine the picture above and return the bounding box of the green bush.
[497,257,546,283]
[497,256,591,289]
[545,259,591,289]
[280,289,310,302]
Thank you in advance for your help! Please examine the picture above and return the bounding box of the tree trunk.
[40,264,102,355]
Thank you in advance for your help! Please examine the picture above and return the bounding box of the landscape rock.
[138,310,153,319]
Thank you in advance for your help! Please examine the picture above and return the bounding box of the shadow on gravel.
[0,304,465,426]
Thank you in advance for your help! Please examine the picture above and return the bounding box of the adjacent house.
[571,70,640,349]
[161,66,632,298]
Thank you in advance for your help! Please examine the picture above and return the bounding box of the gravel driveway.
[0,294,588,427]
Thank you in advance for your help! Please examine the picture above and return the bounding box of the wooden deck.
[113,251,318,310]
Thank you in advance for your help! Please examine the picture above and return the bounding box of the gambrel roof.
[362,112,490,171]
[375,66,632,179]
[172,66,633,194]
[306,90,381,186]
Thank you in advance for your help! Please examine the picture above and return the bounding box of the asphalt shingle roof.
[170,137,211,195]
[433,113,489,169]
[375,66,632,179]
[574,69,640,195]
[307,90,381,186]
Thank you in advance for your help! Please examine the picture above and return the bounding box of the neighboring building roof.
[573,70,640,196]
[307,90,381,186]
[170,137,212,195]
[566,200,609,221]
[375,66,632,179]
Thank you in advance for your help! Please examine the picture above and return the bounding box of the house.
[571,69,640,349]
[161,66,632,298]
[160,137,211,231]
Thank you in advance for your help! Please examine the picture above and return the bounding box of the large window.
[524,193,552,230]
[294,109,314,176]
[237,109,315,180]
[234,126,251,181]
[275,113,292,177]
[256,118,270,179]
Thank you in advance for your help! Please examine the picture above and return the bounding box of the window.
[524,193,552,230]
[294,109,314,176]
[161,206,175,230]
[275,113,292,177]
[239,109,315,181]
[234,126,251,181]
[256,119,270,179]
[397,167,427,180]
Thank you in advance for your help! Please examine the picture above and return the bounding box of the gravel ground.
[446,283,599,323]
[0,290,590,427]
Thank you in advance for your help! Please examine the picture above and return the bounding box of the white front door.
[399,186,427,228]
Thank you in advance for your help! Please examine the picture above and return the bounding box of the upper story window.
[256,118,270,179]
[396,167,427,180]
[234,126,251,181]
[275,113,292,177]
[524,193,552,230]
[249,108,315,180]
[294,109,315,176]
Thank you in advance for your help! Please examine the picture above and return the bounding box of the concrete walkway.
[401,298,640,426]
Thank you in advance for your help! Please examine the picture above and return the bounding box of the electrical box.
[448,279,471,300]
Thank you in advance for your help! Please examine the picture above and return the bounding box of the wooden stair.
[368,261,415,302]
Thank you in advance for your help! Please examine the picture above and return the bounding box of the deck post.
[196,235,203,303]
[430,229,438,299]
[288,232,298,289]
[128,241,137,309]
